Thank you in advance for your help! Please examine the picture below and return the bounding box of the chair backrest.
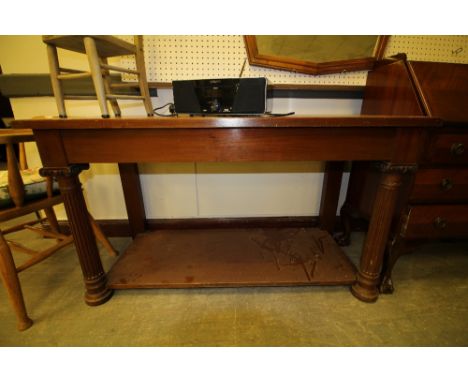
[0,129,60,223]
[43,35,154,118]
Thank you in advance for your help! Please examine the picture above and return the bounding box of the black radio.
[172,77,269,115]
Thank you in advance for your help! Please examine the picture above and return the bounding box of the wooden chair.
[0,128,117,331]
[43,35,153,118]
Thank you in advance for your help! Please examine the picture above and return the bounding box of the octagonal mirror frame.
[244,35,389,75]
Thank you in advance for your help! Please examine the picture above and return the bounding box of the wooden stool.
[43,35,153,118]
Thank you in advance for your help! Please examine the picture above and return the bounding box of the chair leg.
[6,143,25,207]
[83,37,110,118]
[134,36,154,116]
[43,207,61,234]
[0,231,33,331]
[88,213,118,257]
[333,202,353,246]
[45,44,67,118]
[101,58,121,117]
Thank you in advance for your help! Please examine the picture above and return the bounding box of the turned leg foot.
[351,271,379,303]
[379,237,407,294]
[84,274,114,306]
[379,275,394,294]
[17,315,34,331]
[334,232,351,247]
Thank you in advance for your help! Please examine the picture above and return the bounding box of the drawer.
[402,205,468,239]
[411,168,468,203]
[425,134,468,164]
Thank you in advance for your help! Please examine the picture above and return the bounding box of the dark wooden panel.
[0,73,158,98]
[361,59,424,116]
[268,86,364,99]
[411,168,468,203]
[107,227,357,288]
[0,73,362,98]
[409,61,468,123]
[403,205,468,239]
[60,127,396,163]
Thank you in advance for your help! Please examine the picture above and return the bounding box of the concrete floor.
[1,217,467,346]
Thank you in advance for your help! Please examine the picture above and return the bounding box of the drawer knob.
[451,143,465,156]
[440,178,453,191]
[433,217,448,230]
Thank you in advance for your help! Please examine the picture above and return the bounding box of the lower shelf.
[107,227,357,289]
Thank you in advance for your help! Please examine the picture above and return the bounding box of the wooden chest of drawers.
[411,168,468,203]
[339,58,468,293]
[406,129,468,239]
[400,61,468,251]
[402,204,468,239]
[424,133,468,164]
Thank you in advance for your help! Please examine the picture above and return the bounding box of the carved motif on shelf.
[39,164,90,177]
[373,161,418,174]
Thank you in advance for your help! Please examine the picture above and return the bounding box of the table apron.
[53,127,397,163]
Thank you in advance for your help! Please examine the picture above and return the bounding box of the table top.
[13,115,441,130]
[12,115,442,165]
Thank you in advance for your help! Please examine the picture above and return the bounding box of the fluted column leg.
[41,165,113,306]
[351,163,414,303]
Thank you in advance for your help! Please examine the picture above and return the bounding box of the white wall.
[1,36,360,220]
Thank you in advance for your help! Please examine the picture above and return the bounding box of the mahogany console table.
[13,115,439,304]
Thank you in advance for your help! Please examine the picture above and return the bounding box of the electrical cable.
[153,102,177,117]
[264,111,295,117]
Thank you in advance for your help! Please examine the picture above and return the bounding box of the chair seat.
[42,35,136,57]
[0,168,59,209]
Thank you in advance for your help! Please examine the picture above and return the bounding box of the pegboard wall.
[119,35,468,86]
[386,35,467,63]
